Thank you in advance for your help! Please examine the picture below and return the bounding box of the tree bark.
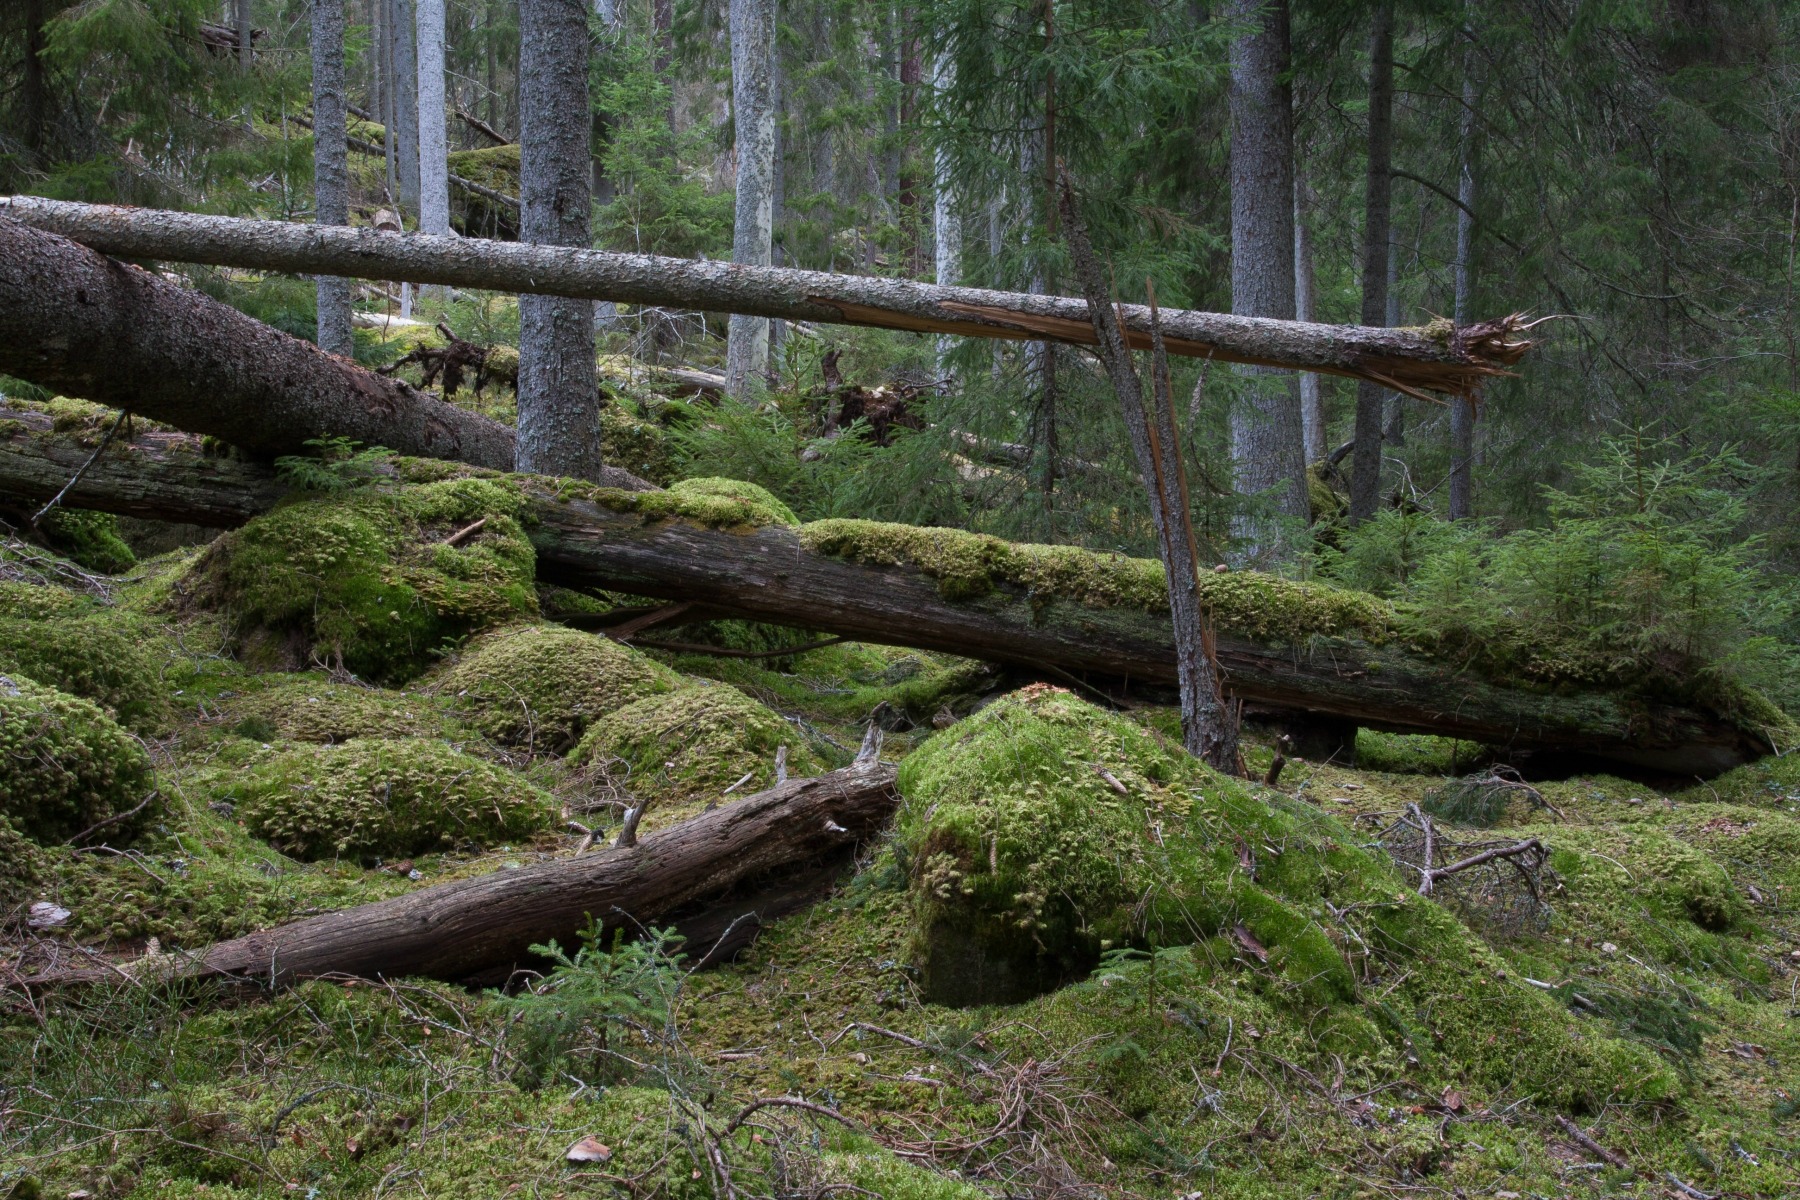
[517,0,602,479]
[390,0,421,213]
[1226,0,1308,553]
[726,0,779,398]
[0,217,650,489]
[415,0,451,238]
[1350,3,1395,524]
[1293,168,1325,464]
[0,197,1534,398]
[309,0,355,356]
[1449,11,1481,521]
[25,763,900,987]
[931,49,962,377]
[0,420,1764,775]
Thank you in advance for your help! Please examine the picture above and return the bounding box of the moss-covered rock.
[569,681,820,813]
[665,476,798,526]
[0,590,169,732]
[0,813,46,906]
[0,673,154,845]
[194,476,537,683]
[224,676,462,744]
[433,622,678,751]
[231,737,555,861]
[892,686,1675,1109]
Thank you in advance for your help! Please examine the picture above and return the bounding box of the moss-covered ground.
[3,521,1797,1200]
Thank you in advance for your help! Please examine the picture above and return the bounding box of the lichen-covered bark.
[0,197,1533,398]
[1226,0,1308,543]
[309,0,354,356]
[414,0,451,238]
[516,0,602,478]
[725,0,778,397]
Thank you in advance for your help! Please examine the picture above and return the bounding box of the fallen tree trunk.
[2,196,1532,399]
[28,763,899,989]
[0,218,649,490]
[0,420,1769,773]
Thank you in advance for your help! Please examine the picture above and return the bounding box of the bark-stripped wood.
[0,217,650,489]
[24,764,898,989]
[0,421,1764,774]
[0,196,1533,398]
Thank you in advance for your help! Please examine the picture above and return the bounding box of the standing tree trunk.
[20,0,50,166]
[1293,167,1325,464]
[391,0,421,213]
[1225,0,1307,556]
[234,0,253,67]
[1449,13,1481,521]
[726,0,778,399]
[516,0,602,478]
[1349,2,1394,524]
[309,0,354,357]
[415,0,451,238]
[932,49,961,378]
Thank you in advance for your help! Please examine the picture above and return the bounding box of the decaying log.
[0,217,650,490]
[1,197,1533,399]
[0,420,1768,774]
[24,763,898,989]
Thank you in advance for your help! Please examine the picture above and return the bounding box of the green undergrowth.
[569,681,826,821]
[36,508,137,574]
[226,737,557,861]
[432,621,679,752]
[192,474,537,683]
[0,673,154,845]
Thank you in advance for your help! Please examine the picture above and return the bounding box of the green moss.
[801,518,1393,642]
[230,737,555,861]
[195,477,537,683]
[569,681,822,815]
[0,673,154,845]
[551,474,800,530]
[0,813,46,906]
[1687,751,1800,808]
[433,622,678,751]
[0,604,169,733]
[36,508,136,574]
[1546,822,1749,945]
[1355,728,1480,775]
[224,676,463,744]
[600,399,674,485]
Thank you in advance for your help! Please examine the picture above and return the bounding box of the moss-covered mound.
[36,508,137,574]
[194,474,537,683]
[0,582,170,732]
[0,813,46,907]
[224,676,462,744]
[1686,751,1800,808]
[0,673,154,845]
[894,686,1672,1109]
[664,476,799,525]
[434,622,678,751]
[570,682,821,812]
[232,737,555,861]
[600,398,675,485]
[801,518,1391,641]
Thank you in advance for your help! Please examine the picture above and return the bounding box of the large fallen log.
[0,217,650,490]
[2,196,1532,400]
[0,418,1771,774]
[27,763,899,989]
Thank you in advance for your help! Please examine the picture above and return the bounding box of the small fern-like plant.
[274,437,392,492]
[491,919,686,1090]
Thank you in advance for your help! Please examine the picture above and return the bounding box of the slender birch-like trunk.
[726,0,778,399]
[1293,168,1325,464]
[932,50,961,377]
[309,0,354,356]
[1350,2,1394,523]
[516,0,602,478]
[1449,12,1482,521]
[1226,0,1307,558]
[415,0,450,238]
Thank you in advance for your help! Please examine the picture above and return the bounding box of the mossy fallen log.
[23,762,899,989]
[0,421,1778,773]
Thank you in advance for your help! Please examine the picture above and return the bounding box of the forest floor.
[1,330,1798,1199]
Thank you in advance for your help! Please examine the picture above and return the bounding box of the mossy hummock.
[232,736,555,861]
[569,681,821,813]
[0,580,170,732]
[195,474,537,683]
[225,676,462,744]
[0,673,155,845]
[434,622,678,751]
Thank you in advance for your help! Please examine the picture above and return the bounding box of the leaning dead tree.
[25,763,900,989]
[0,218,650,490]
[1,197,1533,399]
[0,417,1769,775]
